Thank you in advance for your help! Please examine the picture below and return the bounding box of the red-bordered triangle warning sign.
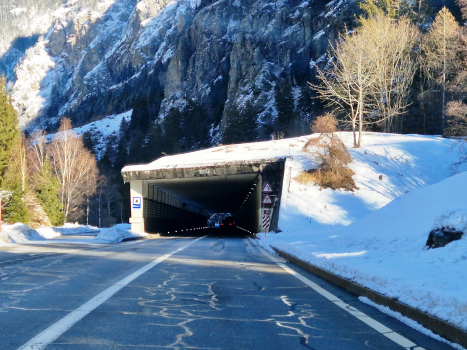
[262,195,273,205]
[262,183,273,193]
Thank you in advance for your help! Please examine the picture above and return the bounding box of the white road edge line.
[17,236,206,350]
[248,238,425,350]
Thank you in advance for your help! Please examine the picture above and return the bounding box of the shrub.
[297,114,357,191]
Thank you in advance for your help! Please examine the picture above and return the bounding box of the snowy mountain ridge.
[1,0,355,141]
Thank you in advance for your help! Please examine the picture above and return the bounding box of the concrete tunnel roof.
[122,158,284,214]
[121,138,305,215]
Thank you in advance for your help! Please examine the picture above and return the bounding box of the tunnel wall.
[234,161,286,234]
[144,199,208,234]
[233,176,261,233]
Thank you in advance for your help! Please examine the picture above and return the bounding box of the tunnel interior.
[123,160,286,235]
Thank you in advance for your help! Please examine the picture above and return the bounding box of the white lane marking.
[249,239,425,350]
[17,237,206,350]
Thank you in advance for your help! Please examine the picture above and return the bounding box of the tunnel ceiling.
[148,174,258,214]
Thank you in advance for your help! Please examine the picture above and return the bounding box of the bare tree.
[313,14,418,147]
[28,130,48,175]
[312,30,378,148]
[362,15,418,132]
[49,118,98,221]
[422,7,462,131]
[446,100,467,136]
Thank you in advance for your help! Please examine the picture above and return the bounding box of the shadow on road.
[157,227,253,239]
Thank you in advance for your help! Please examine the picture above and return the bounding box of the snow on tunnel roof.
[121,132,450,174]
[121,136,311,173]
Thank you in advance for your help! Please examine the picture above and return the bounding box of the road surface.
[0,229,455,349]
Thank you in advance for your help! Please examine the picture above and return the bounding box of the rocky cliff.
[1,0,357,144]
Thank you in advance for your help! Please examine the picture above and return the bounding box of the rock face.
[1,0,357,142]
[426,228,463,249]
[426,210,467,249]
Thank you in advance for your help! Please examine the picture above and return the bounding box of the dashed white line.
[17,236,206,350]
[249,238,425,350]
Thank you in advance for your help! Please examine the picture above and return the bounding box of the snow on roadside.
[359,297,466,350]
[269,172,467,330]
[51,223,100,235]
[261,162,467,334]
[94,224,147,243]
[0,223,59,243]
[0,223,144,245]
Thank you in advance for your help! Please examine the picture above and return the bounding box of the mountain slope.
[1,0,356,141]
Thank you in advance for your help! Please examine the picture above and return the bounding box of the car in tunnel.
[221,216,235,229]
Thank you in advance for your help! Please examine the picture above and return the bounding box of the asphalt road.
[0,229,456,350]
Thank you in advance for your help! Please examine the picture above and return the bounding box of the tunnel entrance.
[121,158,286,235]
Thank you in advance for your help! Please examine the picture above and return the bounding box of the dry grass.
[299,114,358,191]
[295,168,357,191]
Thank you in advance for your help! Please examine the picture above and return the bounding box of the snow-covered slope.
[252,133,467,334]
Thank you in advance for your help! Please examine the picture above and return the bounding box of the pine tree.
[2,180,29,223]
[163,108,182,154]
[239,100,257,142]
[181,101,210,151]
[0,77,28,223]
[35,159,64,226]
[297,85,315,131]
[140,122,163,163]
[0,77,20,181]
[222,107,242,144]
[274,76,296,137]
[82,131,95,155]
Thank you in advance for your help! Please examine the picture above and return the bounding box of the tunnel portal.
[121,158,286,235]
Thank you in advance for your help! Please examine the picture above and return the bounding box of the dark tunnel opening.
[122,159,286,237]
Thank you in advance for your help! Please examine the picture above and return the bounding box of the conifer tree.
[0,77,20,181]
[163,108,182,154]
[34,159,64,226]
[82,131,95,155]
[0,77,29,223]
[140,122,163,163]
[274,76,296,137]
[222,102,257,144]
[297,85,315,130]
[239,100,258,141]
[222,107,242,144]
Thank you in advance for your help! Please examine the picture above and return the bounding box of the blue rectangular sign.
[132,197,142,209]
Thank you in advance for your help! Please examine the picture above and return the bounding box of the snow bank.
[0,223,58,243]
[432,210,467,233]
[52,223,100,235]
[266,171,467,331]
[95,225,147,243]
